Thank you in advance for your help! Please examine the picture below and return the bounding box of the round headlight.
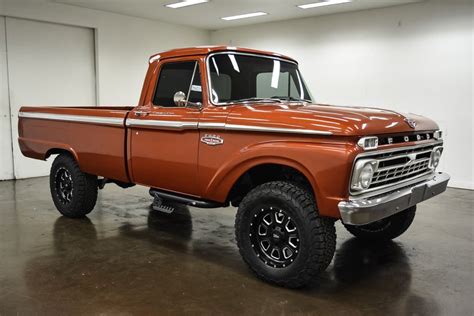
[359,163,375,189]
[431,148,442,169]
[351,159,377,191]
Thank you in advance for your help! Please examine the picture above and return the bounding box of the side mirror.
[173,91,187,107]
[173,91,203,110]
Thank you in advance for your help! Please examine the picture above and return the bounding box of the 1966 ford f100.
[18,46,449,288]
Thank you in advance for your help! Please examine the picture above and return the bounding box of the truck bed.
[18,106,134,182]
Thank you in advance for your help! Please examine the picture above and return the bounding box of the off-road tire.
[343,206,416,241]
[235,181,336,288]
[50,153,98,218]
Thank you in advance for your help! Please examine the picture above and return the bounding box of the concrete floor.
[0,177,472,315]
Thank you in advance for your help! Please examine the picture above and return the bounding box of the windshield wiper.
[230,97,283,104]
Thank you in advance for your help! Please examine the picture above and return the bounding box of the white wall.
[6,17,97,179]
[1,0,472,189]
[0,17,14,180]
[0,0,210,106]
[0,0,210,180]
[211,0,473,190]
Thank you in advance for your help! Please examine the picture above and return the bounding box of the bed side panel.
[18,106,130,182]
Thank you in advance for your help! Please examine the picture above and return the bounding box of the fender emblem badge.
[201,134,224,146]
[405,118,417,129]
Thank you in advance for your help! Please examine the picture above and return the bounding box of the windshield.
[208,53,313,105]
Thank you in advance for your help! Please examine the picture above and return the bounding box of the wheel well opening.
[45,148,73,160]
[227,164,314,207]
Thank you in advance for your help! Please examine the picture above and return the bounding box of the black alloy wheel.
[249,207,300,268]
[54,167,74,204]
[50,153,98,218]
[235,181,337,288]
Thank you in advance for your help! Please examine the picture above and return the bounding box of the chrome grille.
[372,157,430,187]
[352,143,440,194]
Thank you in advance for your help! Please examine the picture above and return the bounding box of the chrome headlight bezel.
[350,159,378,191]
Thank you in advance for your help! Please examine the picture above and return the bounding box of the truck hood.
[226,103,439,136]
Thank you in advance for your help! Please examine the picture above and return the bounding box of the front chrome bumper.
[338,172,450,225]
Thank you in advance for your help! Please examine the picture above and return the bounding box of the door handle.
[134,111,150,117]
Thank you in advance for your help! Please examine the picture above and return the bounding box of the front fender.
[203,139,357,218]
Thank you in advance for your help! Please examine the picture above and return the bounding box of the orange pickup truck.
[19,46,449,288]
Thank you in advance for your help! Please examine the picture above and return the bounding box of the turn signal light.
[433,130,443,140]
[357,136,378,150]
[430,146,443,169]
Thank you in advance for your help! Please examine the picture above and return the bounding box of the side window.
[153,61,202,107]
[188,66,202,103]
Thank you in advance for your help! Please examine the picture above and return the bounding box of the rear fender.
[19,137,79,162]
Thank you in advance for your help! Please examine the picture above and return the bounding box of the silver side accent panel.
[129,120,332,135]
[19,111,332,135]
[198,122,226,129]
[18,111,124,126]
[126,119,198,130]
[224,124,332,135]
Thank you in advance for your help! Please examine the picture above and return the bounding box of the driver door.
[129,59,202,195]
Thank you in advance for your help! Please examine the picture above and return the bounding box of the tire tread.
[50,154,98,218]
[235,181,336,288]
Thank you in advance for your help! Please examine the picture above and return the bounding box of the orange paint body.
[18,46,439,218]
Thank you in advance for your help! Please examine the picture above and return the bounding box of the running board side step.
[149,188,225,209]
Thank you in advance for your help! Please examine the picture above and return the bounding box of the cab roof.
[149,46,297,64]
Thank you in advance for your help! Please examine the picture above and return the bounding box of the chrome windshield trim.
[18,111,124,126]
[206,51,306,107]
[126,119,198,130]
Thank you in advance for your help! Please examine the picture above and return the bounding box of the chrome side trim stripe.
[199,121,331,135]
[130,120,332,135]
[198,122,226,129]
[126,119,198,130]
[224,124,332,135]
[18,111,124,126]
[19,111,332,135]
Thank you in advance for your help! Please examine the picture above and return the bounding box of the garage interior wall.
[6,17,97,179]
[0,16,14,180]
[211,0,474,190]
[0,0,472,190]
[0,0,210,180]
